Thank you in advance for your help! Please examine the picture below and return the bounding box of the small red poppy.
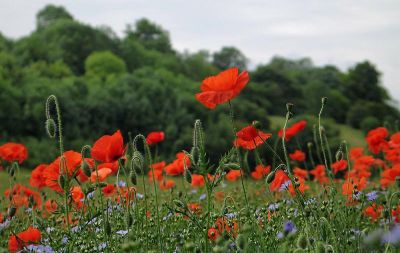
[146,131,165,145]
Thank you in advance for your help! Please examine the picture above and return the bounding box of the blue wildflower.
[366,191,378,202]
[199,193,206,201]
[116,230,128,236]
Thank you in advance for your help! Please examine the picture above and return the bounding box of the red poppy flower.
[71,186,84,208]
[287,177,309,196]
[350,147,364,160]
[4,184,42,209]
[102,184,116,197]
[310,165,329,184]
[187,203,202,214]
[234,125,271,150]
[363,204,383,222]
[225,170,242,181]
[289,150,306,162]
[251,165,271,180]
[8,226,41,253]
[91,130,124,163]
[331,160,348,174]
[150,161,166,171]
[90,168,112,183]
[45,199,58,214]
[293,167,308,179]
[278,120,307,141]
[208,228,220,241]
[195,68,249,109]
[146,131,165,145]
[191,174,205,188]
[380,164,400,188]
[366,127,389,154]
[159,179,176,190]
[29,164,48,189]
[0,142,28,164]
[392,205,400,223]
[269,170,290,192]
[165,152,190,176]
[342,177,367,197]
[43,151,82,192]
[149,169,164,182]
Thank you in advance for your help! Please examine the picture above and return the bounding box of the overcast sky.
[1,0,399,102]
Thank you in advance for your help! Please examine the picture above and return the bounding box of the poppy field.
[1,68,400,253]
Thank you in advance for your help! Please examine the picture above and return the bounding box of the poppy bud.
[173,199,185,209]
[58,174,66,191]
[9,166,15,177]
[8,205,17,218]
[296,233,308,249]
[82,160,91,177]
[129,170,137,186]
[132,151,144,172]
[266,171,276,184]
[307,142,313,148]
[190,147,200,165]
[223,163,241,170]
[335,150,343,161]
[286,103,294,113]
[193,119,204,149]
[184,169,192,184]
[252,120,261,129]
[321,97,328,106]
[45,118,57,138]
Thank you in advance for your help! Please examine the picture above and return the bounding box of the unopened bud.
[252,120,261,129]
[321,97,328,106]
[184,169,192,184]
[266,171,276,184]
[82,160,91,177]
[8,205,17,218]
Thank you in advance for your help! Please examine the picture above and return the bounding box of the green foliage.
[0,4,399,167]
[213,46,247,70]
[85,51,127,79]
[36,4,73,29]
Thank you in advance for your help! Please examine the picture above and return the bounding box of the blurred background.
[0,1,399,168]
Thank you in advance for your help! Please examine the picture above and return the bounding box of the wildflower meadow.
[0,67,399,253]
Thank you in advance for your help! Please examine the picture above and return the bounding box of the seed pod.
[82,160,91,177]
[266,171,276,184]
[8,205,17,218]
[184,169,192,184]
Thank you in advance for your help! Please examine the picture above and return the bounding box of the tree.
[212,46,247,70]
[345,61,388,103]
[36,4,73,29]
[85,51,127,79]
[126,18,173,53]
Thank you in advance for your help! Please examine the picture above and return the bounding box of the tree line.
[0,4,398,167]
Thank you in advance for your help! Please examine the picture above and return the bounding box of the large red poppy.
[0,142,28,164]
[146,131,165,145]
[278,120,307,141]
[234,125,271,150]
[43,151,82,192]
[8,226,41,253]
[29,164,48,189]
[195,68,249,109]
[91,130,124,163]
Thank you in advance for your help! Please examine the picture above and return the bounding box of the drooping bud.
[45,118,57,138]
[335,150,343,161]
[223,163,241,170]
[8,205,17,218]
[82,160,91,177]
